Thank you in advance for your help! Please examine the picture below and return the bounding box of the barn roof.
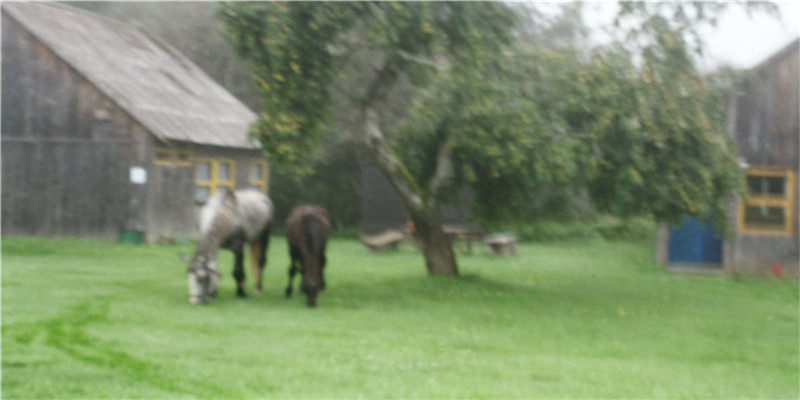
[3,2,259,149]
[752,37,799,71]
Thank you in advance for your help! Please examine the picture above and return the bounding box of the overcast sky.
[701,1,799,69]
[578,1,799,70]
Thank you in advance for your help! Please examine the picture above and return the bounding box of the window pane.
[747,175,786,197]
[196,162,211,181]
[195,187,210,204]
[177,150,193,164]
[218,163,231,181]
[743,205,785,229]
[251,163,263,180]
[155,148,173,163]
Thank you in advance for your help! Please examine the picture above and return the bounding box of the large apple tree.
[220,2,516,275]
[219,2,762,276]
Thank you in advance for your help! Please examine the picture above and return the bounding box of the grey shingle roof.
[4,2,259,149]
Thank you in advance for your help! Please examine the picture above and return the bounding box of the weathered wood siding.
[2,14,147,239]
[726,40,799,274]
[2,7,268,242]
[144,143,267,241]
[731,41,799,167]
[144,146,197,240]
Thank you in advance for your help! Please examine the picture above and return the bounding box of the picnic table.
[443,224,484,255]
[484,233,518,256]
[360,230,407,252]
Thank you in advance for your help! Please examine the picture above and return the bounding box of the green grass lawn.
[2,235,798,398]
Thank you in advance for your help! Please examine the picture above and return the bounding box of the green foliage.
[3,237,798,398]
[219,2,362,168]
[220,2,753,237]
[510,216,657,242]
[268,133,361,229]
[219,2,517,170]
[395,46,584,221]
[582,37,743,233]
[397,35,743,232]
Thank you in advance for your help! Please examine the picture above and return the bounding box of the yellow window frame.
[155,146,193,166]
[175,149,194,165]
[248,159,269,194]
[195,158,236,203]
[738,166,796,235]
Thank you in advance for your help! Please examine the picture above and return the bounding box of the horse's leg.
[248,242,262,293]
[319,252,327,291]
[285,251,299,298]
[233,246,247,298]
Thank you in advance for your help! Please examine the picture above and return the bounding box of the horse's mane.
[196,190,241,253]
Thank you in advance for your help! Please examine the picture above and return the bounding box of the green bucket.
[119,229,144,245]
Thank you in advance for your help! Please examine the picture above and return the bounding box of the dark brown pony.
[285,205,330,307]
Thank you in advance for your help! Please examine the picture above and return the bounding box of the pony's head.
[300,260,323,307]
[181,254,220,304]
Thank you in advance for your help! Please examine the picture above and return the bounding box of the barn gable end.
[2,2,268,241]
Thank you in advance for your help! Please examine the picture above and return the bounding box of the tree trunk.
[409,211,458,276]
[362,105,459,276]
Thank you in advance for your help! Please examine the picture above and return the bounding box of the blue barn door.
[667,217,722,266]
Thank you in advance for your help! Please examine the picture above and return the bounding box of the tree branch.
[427,143,454,208]
[363,106,424,213]
[363,63,398,105]
[396,49,444,71]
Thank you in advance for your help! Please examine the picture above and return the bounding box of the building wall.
[656,41,799,275]
[727,40,799,275]
[1,13,269,241]
[2,14,148,239]
[732,42,799,167]
[144,142,267,241]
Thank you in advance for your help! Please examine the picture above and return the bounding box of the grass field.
[2,235,798,398]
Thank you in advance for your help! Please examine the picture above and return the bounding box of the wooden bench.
[360,230,407,252]
[484,233,518,256]
[443,224,484,255]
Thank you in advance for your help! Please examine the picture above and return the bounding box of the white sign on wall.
[129,166,147,185]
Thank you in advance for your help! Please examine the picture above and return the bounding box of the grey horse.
[182,188,273,304]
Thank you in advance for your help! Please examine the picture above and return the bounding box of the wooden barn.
[1,2,268,242]
[657,39,799,275]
